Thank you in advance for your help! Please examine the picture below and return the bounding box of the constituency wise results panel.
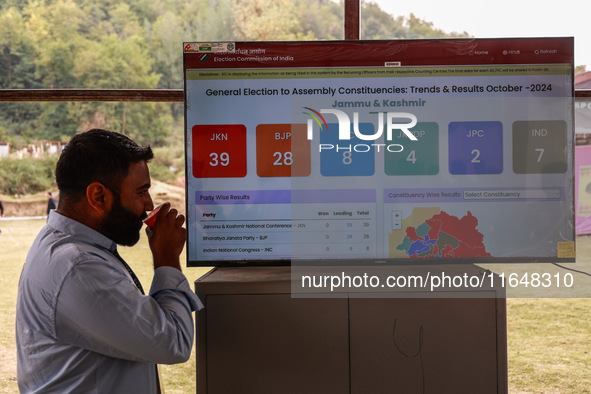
[183,39,575,266]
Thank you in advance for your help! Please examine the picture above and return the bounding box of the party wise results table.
[193,188,377,260]
[191,118,568,260]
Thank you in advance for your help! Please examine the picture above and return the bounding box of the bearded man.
[16,129,201,393]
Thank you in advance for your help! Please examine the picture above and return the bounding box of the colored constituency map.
[390,207,491,259]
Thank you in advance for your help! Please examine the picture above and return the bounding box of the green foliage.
[36,102,79,141]
[0,143,181,196]
[146,132,185,184]
[148,161,178,184]
[0,6,36,88]
[0,0,473,168]
[234,0,315,41]
[0,156,57,195]
[361,1,407,39]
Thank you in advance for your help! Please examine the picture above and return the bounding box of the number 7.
[535,148,544,163]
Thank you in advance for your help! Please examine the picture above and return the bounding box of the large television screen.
[183,38,574,266]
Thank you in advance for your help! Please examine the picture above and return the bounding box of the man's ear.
[86,182,113,214]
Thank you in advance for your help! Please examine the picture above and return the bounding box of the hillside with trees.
[0,0,468,195]
[0,0,468,145]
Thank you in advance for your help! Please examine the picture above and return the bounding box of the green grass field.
[1,219,590,393]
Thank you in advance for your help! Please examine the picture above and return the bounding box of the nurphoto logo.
[303,107,418,153]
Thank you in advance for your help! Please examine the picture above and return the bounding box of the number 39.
[209,152,229,166]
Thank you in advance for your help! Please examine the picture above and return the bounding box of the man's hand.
[145,202,186,271]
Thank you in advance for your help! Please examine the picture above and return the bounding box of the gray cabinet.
[195,266,507,393]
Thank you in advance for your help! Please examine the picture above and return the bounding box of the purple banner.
[196,189,376,204]
[196,190,290,204]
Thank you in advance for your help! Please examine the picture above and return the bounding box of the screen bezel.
[183,38,575,267]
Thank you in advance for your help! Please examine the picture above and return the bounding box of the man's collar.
[48,210,118,253]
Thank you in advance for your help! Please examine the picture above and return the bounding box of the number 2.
[471,149,481,163]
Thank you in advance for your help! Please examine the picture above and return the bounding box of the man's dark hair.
[56,129,154,202]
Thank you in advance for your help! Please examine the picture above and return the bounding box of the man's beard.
[100,193,147,246]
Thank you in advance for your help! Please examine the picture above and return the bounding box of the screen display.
[183,38,575,266]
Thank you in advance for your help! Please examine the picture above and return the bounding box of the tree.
[294,0,343,40]
[0,6,44,144]
[361,1,406,39]
[0,7,30,88]
[24,0,89,88]
[71,32,162,139]
[233,0,312,41]
[0,0,475,149]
